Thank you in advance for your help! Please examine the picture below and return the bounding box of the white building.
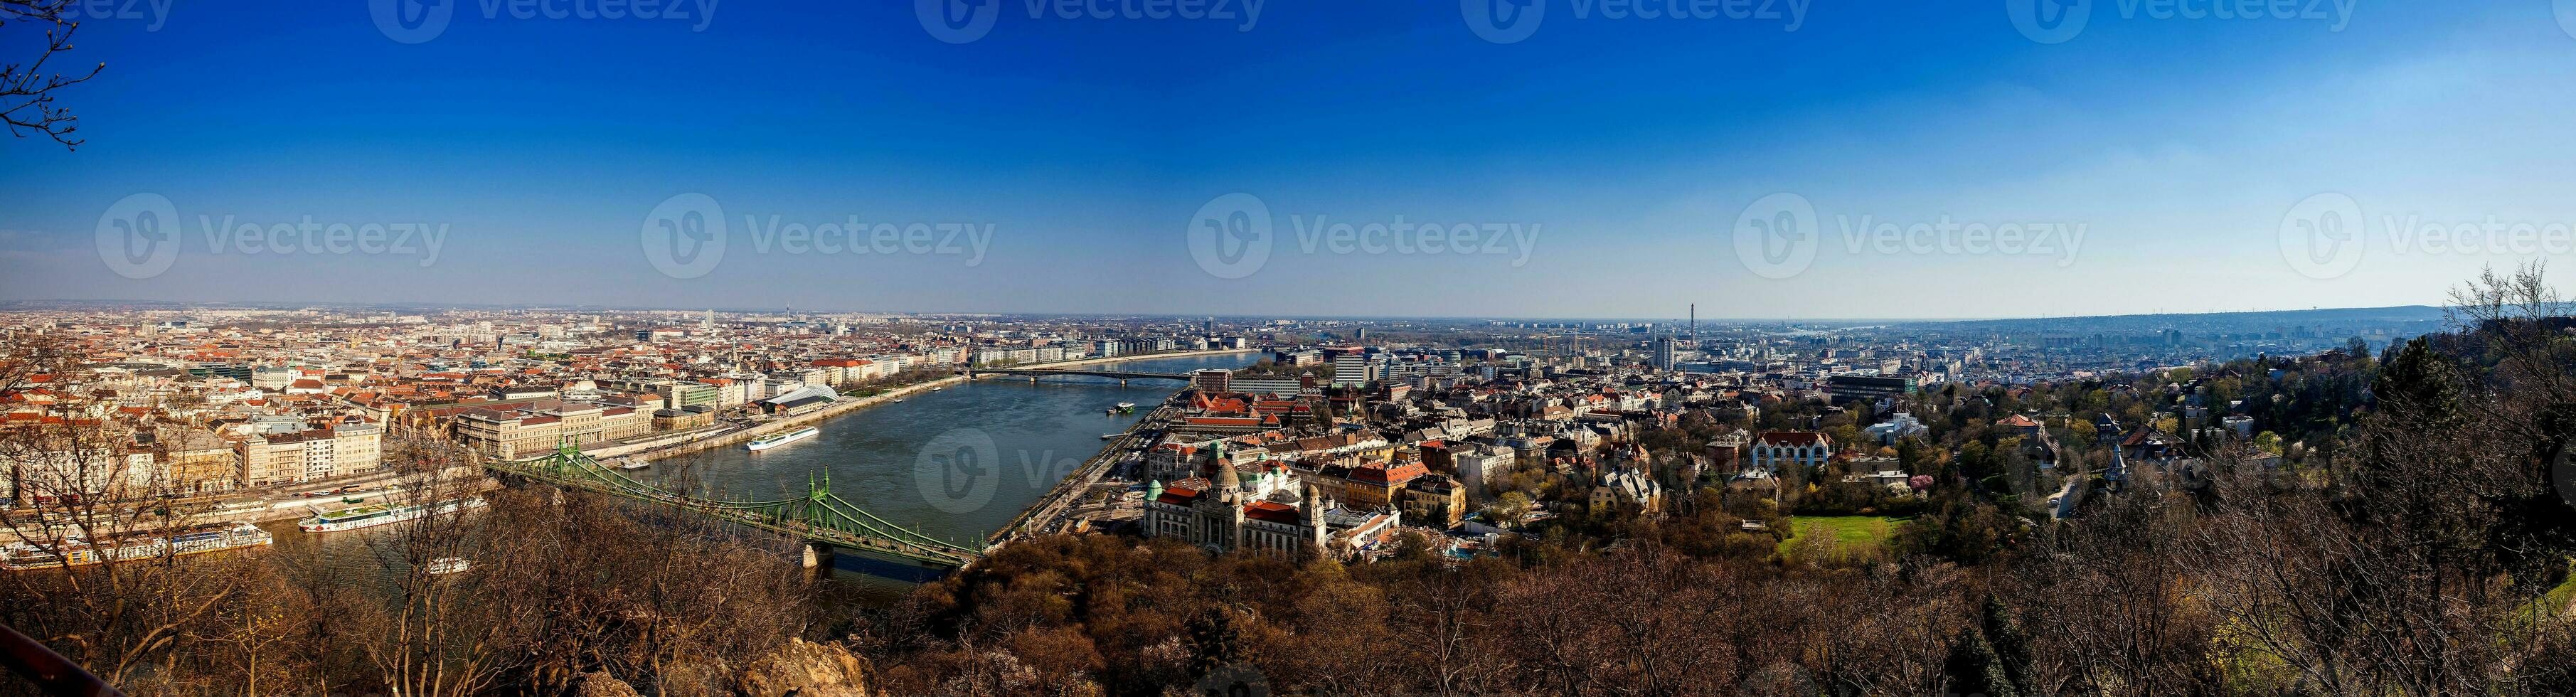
[1749,431,1833,472]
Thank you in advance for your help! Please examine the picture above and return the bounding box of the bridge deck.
[969,368,1194,381]
[485,443,981,568]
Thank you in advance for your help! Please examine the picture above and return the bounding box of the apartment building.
[1452,445,1519,501]
[159,427,240,493]
[237,421,383,486]
[452,400,649,459]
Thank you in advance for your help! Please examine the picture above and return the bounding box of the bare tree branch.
[0,0,105,149]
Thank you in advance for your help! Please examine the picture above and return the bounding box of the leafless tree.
[0,0,103,148]
[0,334,257,691]
[348,438,513,697]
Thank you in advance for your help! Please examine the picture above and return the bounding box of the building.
[1748,430,1833,472]
[654,407,715,431]
[758,385,839,416]
[1589,468,1664,514]
[1452,445,1518,501]
[1274,348,1323,366]
[159,427,239,494]
[1704,432,1747,474]
[1144,442,1329,555]
[8,447,156,503]
[452,401,649,459]
[1309,457,1427,511]
[1865,413,1929,444]
[1333,351,1372,388]
[1231,376,1311,398]
[1400,473,1466,528]
[654,381,723,410]
[1653,336,1677,371]
[1191,368,1231,394]
[1996,413,2044,439]
[237,421,383,486]
[1824,374,1915,405]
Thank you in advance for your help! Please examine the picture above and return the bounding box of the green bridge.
[485,442,985,569]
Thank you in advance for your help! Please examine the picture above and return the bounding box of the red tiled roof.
[1154,485,1203,506]
[1245,501,1300,523]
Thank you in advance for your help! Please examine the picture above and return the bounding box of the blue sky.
[3,1,2573,319]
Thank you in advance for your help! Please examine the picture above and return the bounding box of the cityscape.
[6,2,2576,697]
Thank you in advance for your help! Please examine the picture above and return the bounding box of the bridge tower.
[798,472,839,571]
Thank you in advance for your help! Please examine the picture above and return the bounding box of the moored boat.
[298,497,487,533]
[2,521,273,570]
[747,426,819,452]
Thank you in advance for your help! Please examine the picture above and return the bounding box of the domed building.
[1142,440,1329,555]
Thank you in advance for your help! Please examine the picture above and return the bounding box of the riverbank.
[191,467,502,526]
[610,348,1261,469]
[605,375,965,467]
[976,347,1259,373]
[985,397,1178,546]
[981,349,1265,546]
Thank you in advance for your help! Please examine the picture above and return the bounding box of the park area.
[1776,516,1907,561]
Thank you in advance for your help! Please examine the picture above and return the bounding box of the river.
[262,352,1253,600]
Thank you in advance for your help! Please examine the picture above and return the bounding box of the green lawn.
[1775,516,1905,558]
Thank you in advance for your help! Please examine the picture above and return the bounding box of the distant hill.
[1902,305,2452,333]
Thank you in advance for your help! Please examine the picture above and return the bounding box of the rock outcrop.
[739,637,878,697]
[572,671,645,697]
